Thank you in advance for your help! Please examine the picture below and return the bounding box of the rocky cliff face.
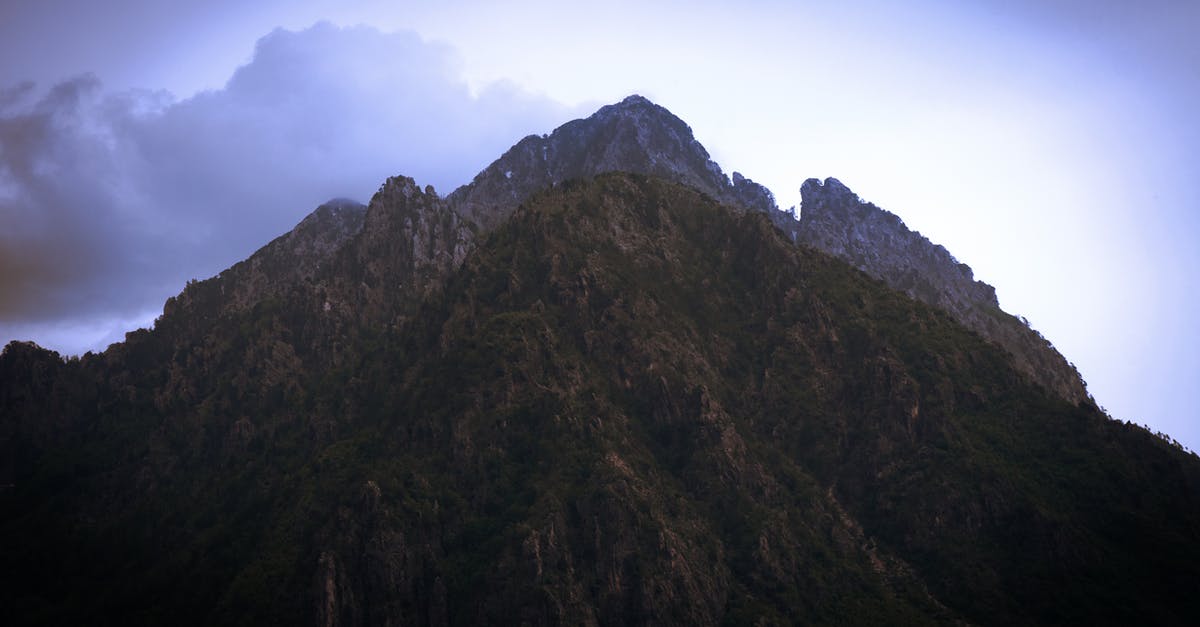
[173,94,793,358]
[797,177,1089,404]
[317,177,473,333]
[798,178,999,312]
[448,95,783,231]
[443,94,1083,404]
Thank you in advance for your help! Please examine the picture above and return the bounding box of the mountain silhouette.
[2,97,1197,626]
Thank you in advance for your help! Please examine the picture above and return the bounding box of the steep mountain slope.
[146,95,1084,406]
[447,94,1085,403]
[159,95,782,362]
[158,197,366,339]
[178,197,366,313]
[798,177,1088,403]
[0,198,367,485]
[3,173,1199,626]
[317,176,473,335]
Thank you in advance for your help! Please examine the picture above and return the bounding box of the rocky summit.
[2,97,1198,626]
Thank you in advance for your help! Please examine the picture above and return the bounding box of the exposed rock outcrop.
[797,177,1089,404]
[318,177,473,332]
[447,95,783,232]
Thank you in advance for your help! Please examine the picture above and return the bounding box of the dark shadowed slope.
[3,173,1199,626]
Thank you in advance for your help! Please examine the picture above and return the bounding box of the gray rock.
[447,94,791,233]
[796,177,1088,404]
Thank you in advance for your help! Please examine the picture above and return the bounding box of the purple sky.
[1,0,1197,451]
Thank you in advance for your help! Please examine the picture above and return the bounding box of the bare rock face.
[733,171,799,241]
[357,178,472,299]
[796,177,1089,404]
[798,178,999,314]
[448,95,786,233]
[318,177,473,331]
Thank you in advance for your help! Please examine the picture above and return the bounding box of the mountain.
[797,177,1089,403]
[3,98,1199,626]
[448,95,780,232]
[452,94,1085,404]
[155,94,1086,405]
[163,197,367,324]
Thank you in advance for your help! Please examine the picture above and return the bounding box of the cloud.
[0,22,575,354]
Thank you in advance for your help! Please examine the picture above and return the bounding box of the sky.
[1,0,1197,450]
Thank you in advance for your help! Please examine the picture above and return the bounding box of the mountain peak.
[159,195,367,328]
[317,196,366,211]
[375,175,425,201]
[591,93,680,126]
[618,93,653,106]
[448,95,785,232]
[801,177,856,202]
[6,97,1196,626]
[605,93,657,113]
[298,197,366,232]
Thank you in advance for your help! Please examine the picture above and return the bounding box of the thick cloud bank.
[0,23,572,354]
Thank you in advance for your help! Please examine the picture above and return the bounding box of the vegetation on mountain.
[3,173,1198,626]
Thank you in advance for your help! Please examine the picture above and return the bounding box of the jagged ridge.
[3,173,1198,626]
[142,95,1085,405]
[448,95,781,231]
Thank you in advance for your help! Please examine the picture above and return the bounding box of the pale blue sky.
[1,0,1197,450]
